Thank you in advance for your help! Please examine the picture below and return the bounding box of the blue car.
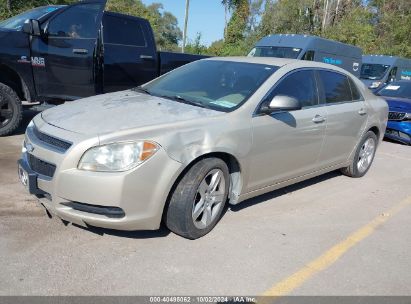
[376,81,411,145]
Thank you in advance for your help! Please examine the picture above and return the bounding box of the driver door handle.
[358,108,367,116]
[140,55,154,60]
[72,48,88,55]
[312,114,326,123]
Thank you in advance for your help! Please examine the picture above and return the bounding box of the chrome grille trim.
[388,111,406,121]
[31,126,72,153]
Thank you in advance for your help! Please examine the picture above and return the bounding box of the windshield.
[249,46,302,59]
[0,6,61,30]
[376,82,411,99]
[141,60,277,112]
[360,63,390,80]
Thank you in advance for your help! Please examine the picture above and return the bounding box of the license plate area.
[18,164,29,189]
[17,159,47,196]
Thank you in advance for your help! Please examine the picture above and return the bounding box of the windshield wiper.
[133,86,152,95]
[161,94,210,109]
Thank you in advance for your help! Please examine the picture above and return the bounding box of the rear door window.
[270,70,318,108]
[103,15,146,47]
[318,70,353,103]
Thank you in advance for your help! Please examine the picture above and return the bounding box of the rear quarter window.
[318,70,353,103]
[348,77,364,101]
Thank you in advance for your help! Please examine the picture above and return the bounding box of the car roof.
[255,34,362,58]
[204,56,296,67]
[363,55,411,66]
[203,56,353,75]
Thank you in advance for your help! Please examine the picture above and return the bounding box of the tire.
[165,157,230,239]
[0,83,22,136]
[341,131,378,178]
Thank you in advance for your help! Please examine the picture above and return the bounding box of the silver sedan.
[18,57,388,239]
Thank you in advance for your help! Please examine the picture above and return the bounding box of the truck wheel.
[341,131,378,178]
[165,158,230,239]
[0,83,22,136]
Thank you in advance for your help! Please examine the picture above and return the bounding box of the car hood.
[380,96,411,112]
[0,29,30,48]
[41,90,223,135]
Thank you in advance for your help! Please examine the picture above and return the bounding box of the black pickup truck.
[0,0,205,136]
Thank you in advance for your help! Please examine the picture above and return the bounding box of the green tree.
[184,32,207,55]
[106,0,182,51]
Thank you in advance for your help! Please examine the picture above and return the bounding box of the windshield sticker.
[293,48,301,52]
[210,100,237,108]
[385,85,400,90]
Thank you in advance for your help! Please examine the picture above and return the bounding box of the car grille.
[388,111,406,121]
[33,126,72,152]
[28,154,56,178]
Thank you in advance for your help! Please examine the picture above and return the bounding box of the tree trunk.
[7,0,12,11]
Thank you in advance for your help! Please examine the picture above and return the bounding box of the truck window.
[47,3,102,39]
[271,70,318,107]
[103,15,146,47]
[302,50,315,61]
[360,64,390,80]
[0,6,60,30]
[252,46,302,59]
[318,71,352,103]
[388,67,398,82]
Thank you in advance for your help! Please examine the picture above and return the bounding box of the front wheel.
[165,158,230,239]
[341,131,378,178]
[0,83,22,136]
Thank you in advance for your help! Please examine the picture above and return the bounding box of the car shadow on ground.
[228,170,342,212]
[72,171,342,240]
[72,223,171,239]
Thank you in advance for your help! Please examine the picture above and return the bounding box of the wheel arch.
[367,125,381,141]
[162,151,243,223]
[0,64,32,102]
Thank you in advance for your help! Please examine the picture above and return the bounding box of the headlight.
[369,81,381,89]
[78,141,159,172]
[405,113,411,120]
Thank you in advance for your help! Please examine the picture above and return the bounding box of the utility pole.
[182,0,190,53]
[322,0,329,32]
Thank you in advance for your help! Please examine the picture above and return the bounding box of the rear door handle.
[72,48,88,55]
[358,108,367,116]
[312,114,326,123]
[140,55,154,60]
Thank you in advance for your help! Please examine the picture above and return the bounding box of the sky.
[141,0,226,46]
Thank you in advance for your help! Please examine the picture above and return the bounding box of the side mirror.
[22,19,42,36]
[261,95,302,114]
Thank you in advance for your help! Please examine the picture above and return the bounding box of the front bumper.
[18,118,184,231]
[385,121,411,145]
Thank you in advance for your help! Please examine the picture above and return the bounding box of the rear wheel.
[0,83,22,136]
[341,131,378,178]
[165,158,230,239]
